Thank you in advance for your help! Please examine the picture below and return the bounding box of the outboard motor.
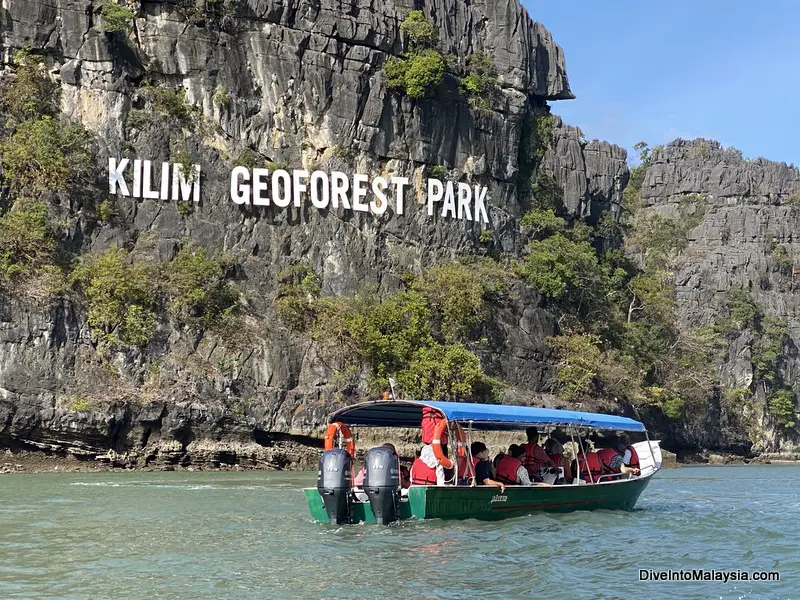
[317,449,353,525]
[364,447,401,525]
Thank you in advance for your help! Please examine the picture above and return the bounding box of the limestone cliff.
[639,139,800,458]
[0,0,630,468]
[0,0,796,469]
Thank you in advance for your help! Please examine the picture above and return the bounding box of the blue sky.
[523,0,800,166]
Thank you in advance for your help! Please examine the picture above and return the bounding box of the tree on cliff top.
[400,10,437,48]
[385,11,446,100]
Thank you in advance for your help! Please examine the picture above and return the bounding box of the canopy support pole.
[447,421,456,485]
[577,431,593,484]
[466,421,476,486]
[644,429,657,476]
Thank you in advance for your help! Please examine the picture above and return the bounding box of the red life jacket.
[496,455,522,485]
[421,407,447,445]
[627,445,640,469]
[411,457,437,485]
[597,446,640,471]
[521,442,555,480]
[572,452,603,483]
[521,442,554,471]
[596,447,624,481]
[596,448,621,470]
[547,453,564,467]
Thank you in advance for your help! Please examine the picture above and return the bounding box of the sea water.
[0,466,797,599]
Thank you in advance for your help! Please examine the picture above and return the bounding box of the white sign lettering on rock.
[109,158,491,224]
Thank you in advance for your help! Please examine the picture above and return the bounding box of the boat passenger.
[544,438,573,483]
[597,435,640,479]
[493,451,506,470]
[411,443,446,486]
[466,442,505,492]
[354,466,366,488]
[618,433,641,471]
[520,427,556,481]
[496,445,552,486]
[571,442,604,484]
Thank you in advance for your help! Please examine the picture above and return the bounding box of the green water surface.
[0,466,797,599]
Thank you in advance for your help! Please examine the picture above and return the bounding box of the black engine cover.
[317,449,353,525]
[364,447,401,525]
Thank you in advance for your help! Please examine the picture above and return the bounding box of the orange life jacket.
[573,452,603,483]
[421,407,447,445]
[411,457,437,485]
[496,455,522,485]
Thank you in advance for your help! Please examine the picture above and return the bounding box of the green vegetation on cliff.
[385,11,446,99]
[1,117,93,193]
[385,49,446,100]
[386,12,499,113]
[712,289,797,427]
[166,247,238,326]
[277,261,504,401]
[70,245,239,348]
[523,144,719,425]
[2,50,59,121]
[460,53,498,111]
[0,51,93,194]
[0,199,56,283]
[99,2,136,33]
[71,248,159,348]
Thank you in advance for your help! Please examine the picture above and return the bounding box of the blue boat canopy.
[330,400,646,432]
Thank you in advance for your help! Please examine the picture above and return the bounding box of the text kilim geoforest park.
[108,158,491,224]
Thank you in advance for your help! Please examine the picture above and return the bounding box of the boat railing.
[593,473,636,483]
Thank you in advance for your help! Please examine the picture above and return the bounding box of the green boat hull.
[305,474,653,523]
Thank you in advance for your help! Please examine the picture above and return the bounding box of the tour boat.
[304,400,662,524]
